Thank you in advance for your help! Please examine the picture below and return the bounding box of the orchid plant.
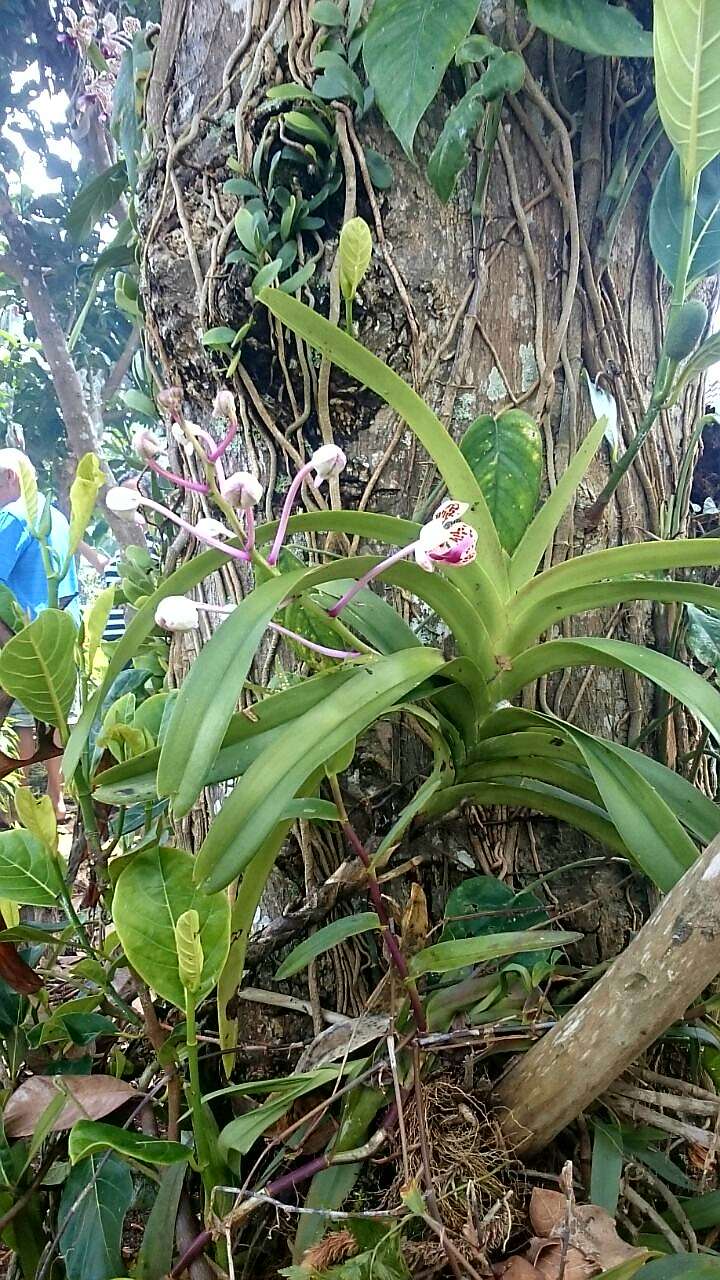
[65,282,720,1093]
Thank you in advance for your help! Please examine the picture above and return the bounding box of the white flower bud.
[106,486,142,515]
[311,444,347,486]
[170,422,194,457]
[154,596,199,633]
[220,470,263,509]
[213,389,237,420]
[193,517,232,540]
[157,386,184,415]
[131,428,164,458]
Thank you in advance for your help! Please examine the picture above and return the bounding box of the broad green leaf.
[310,1,344,25]
[112,846,230,1008]
[364,146,393,190]
[460,410,542,554]
[509,414,607,591]
[338,217,372,300]
[0,610,77,729]
[597,1262,651,1280]
[654,0,720,184]
[66,162,128,242]
[58,1153,133,1280]
[0,829,62,905]
[122,388,157,419]
[499,636,720,746]
[201,326,236,347]
[590,1121,623,1215]
[441,875,547,943]
[638,1261,720,1278]
[251,258,282,296]
[478,51,525,101]
[259,288,506,588]
[650,154,720,283]
[14,788,57,853]
[218,1067,342,1157]
[363,0,481,157]
[194,648,446,893]
[275,912,380,980]
[408,928,580,977]
[427,84,487,202]
[135,1163,187,1280]
[69,1120,189,1167]
[314,62,364,108]
[679,1189,720,1228]
[527,0,651,56]
[283,110,334,150]
[158,570,308,818]
[68,453,105,558]
[686,604,720,669]
[670,335,720,401]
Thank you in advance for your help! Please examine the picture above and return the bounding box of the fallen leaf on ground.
[5,1073,137,1136]
[528,1189,646,1277]
[493,1260,542,1278]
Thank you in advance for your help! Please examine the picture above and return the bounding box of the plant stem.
[329,775,426,1032]
[473,98,502,222]
[344,295,354,336]
[185,994,212,1203]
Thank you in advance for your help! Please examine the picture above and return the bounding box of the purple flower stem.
[327,543,418,617]
[267,461,314,565]
[205,417,238,463]
[137,496,251,562]
[144,455,209,494]
[341,820,427,1034]
[269,622,360,660]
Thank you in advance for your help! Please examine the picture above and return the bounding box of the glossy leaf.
[650,154,720,283]
[409,928,580,976]
[686,604,720,670]
[460,410,542,553]
[112,846,230,1008]
[426,778,627,853]
[0,610,77,728]
[637,1260,720,1278]
[259,287,506,587]
[194,648,446,893]
[654,0,720,183]
[527,0,651,56]
[218,1067,342,1157]
[0,829,62,906]
[509,414,607,590]
[69,1120,189,1167]
[427,84,486,202]
[275,912,380,980]
[362,0,479,157]
[158,570,306,818]
[590,1121,624,1215]
[58,1153,133,1280]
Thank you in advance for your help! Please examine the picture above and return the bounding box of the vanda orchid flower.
[106,481,261,562]
[153,596,360,660]
[327,500,478,618]
[267,445,347,565]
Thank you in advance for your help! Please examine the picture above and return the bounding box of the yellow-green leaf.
[0,610,77,730]
[654,0,720,185]
[338,216,372,301]
[68,453,105,557]
[14,789,57,855]
[84,585,116,670]
[174,908,204,994]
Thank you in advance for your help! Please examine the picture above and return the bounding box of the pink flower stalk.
[205,389,239,463]
[155,597,360,660]
[106,488,251,562]
[267,445,347,566]
[328,499,478,618]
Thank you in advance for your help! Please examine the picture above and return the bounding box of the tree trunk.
[137,0,713,1110]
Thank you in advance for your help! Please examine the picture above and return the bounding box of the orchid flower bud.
[106,486,142,515]
[131,427,165,459]
[193,517,233,540]
[220,470,263,509]
[310,444,347,487]
[213,389,237,421]
[157,386,184,416]
[155,596,199,633]
[170,422,194,457]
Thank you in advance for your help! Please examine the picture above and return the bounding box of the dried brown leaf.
[528,1189,646,1276]
[401,883,429,957]
[5,1073,137,1137]
[493,1260,542,1278]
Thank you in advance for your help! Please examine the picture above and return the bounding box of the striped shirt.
[103,560,126,642]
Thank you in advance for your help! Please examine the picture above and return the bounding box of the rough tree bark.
[136,0,715,1139]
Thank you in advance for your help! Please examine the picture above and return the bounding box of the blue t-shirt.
[0,498,80,623]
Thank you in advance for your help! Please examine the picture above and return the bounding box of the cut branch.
[495,835,720,1155]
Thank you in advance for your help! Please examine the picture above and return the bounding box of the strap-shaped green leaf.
[0,610,77,730]
[497,637,720,745]
[275,912,380,980]
[409,928,581,977]
[259,287,507,591]
[509,415,607,591]
[194,647,445,893]
[654,0,720,184]
[158,569,308,818]
[516,537,720,610]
